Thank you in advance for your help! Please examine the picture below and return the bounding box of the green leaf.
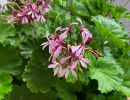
[106,92,126,100]
[116,85,130,97]
[0,45,22,75]
[89,57,123,93]
[0,72,12,100]
[4,85,57,100]
[55,79,77,100]
[0,20,15,43]
[92,15,129,49]
[19,38,37,59]
[22,49,54,93]
[86,93,106,100]
[66,73,78,84]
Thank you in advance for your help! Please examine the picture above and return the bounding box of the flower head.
[42,18,101,79]
[11,0,51,24]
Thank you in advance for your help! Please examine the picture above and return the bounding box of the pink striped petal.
[28,11,32,15]
[54,67,59,76]
[41,16,46,22]
[75,46,83,57]
[60,69,65,77]
[65,69,69,79]
[22,17,28,24]
[59,31,67,40]
[48,63,57,68]
[17,13,23,17]
[54,46,62,58]
[31,13,35,18]
[37,16,40,21]
[60,56,70,64]
[71,61,78,69]
[80,60,87,68]
[71,69,77,77]
[81,58,89,63]
[32,4,37,11]
[71,45,80,53]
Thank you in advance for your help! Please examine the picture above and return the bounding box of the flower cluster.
[42,18,101,79]
[11,0,51,24]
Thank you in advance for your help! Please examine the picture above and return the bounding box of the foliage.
[0,0,130,100]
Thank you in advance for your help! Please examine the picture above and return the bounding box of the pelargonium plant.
[11,0,51,24]
[42,18,101,79]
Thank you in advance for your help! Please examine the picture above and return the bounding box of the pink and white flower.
[42,18,101,79]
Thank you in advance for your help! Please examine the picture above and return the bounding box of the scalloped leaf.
[92,15,129,49]
[89,57,124,93]
[0,20,15,43]
[4,85,57,100]
[55,79,77,100]
[19,38,37,59]
[0,45,22,75]
[0,72,12,100]
[86,93,106,100]
[22,49,55,93]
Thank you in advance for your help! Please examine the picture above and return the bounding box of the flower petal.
[59,31,67,40]
[65,69,69,79]
[81,58,89,63]
[80,60,87,68]
[59,69,65,77]
[71,69,77,77]
[60,56,70,64]
[48,63,57,68]
[54,67,59,76]
[75,46,83,57]
[71,61,78,69]
[71,45,80,53]
[54,46,62,58]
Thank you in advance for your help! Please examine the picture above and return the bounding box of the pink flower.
[28,4,38,19]
[81,28,92,44]
[17,8,29,24]
[78,56,89,68]
[71,45,84,57]
[77,18,92,45]
[41,18,98,79]
[48,56,70,76]
[12,0,51,24]
[60,66,77,79]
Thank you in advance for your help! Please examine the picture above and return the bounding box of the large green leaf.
[55,79,77,100]
[0,20,15,43]
[116,47,130,97]
[86,93,106,100]
[0,45,22,75]
[0,72,12,100]
[19,38,37,59]
[22,49,54,93]
[4,85,57,100]
[89,57,123,93]
[92,15,129,49]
